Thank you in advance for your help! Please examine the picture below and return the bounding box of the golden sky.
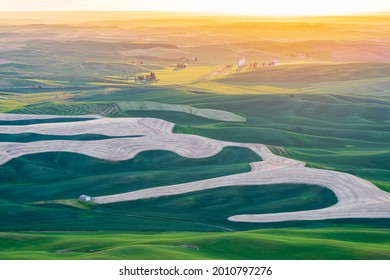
[2,0,390,16]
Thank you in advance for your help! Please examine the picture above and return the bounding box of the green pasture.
[0,37,389,259]
[1,228,389,260]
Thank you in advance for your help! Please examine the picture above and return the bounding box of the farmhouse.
[79,194,92,203]
[238,56,246,67]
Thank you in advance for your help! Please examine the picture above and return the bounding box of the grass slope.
[1,18,389,259]
[1,228,389,260]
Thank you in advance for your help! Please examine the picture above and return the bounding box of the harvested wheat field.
[0,11,389,260]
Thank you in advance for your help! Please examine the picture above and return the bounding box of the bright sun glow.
[1,0,390,16]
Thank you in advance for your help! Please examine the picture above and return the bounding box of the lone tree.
[150,72,157,81]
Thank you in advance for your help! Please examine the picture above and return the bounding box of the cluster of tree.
[131,60,144,64]
[224,60,280,68]
[135,72,159,81]
[176,63,187,68]
[260,60,280,67]
[286,53,310,58]
[179,56,198,62]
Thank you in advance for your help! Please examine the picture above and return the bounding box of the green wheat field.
[0,12,389,259]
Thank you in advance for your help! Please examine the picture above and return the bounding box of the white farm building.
[79,194,92,203]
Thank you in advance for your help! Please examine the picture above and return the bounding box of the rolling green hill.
[0,14,389,260]
[1,228,389,260]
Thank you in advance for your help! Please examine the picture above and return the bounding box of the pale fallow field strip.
[0,114,389,223]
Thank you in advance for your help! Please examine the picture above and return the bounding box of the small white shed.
[79,194,92,203]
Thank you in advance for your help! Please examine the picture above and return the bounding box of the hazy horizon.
[1,0,390,16]
[1,10,390,16]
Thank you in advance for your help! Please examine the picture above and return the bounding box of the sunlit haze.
[1,0,390,16]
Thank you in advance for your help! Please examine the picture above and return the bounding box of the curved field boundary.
[6,100,247,123]
[116,101,247,122]
[0,134,224,165]
[0,114,389,223]
[0,117,174,137]
[92,140,390,222]
[0,113,103,121]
